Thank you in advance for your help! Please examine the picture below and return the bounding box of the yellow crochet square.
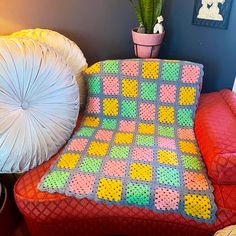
[158,150,178,166]
[57,153,80,169]
[86,62,100,74]
[179,141,198,154]
[97,178,122,202]
[130,163,152,181]
[138,123,155,134]
[122,79,138,97]
[88,141,109,156]
[142,62,159,79]
[158,106,175,124]
[114,132,133,144]
[83,116,100,127]
[179,87,196,105]
[103,98,119,116]
[184,194,211,219]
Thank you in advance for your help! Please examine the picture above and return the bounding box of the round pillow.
[0,37,80,173]
[11,28,88,106]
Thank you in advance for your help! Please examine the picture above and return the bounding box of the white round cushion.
[0,37,80,173]
[12,28,88,106]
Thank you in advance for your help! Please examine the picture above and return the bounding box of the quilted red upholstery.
[195,89,236,184]
[14,91,236,236]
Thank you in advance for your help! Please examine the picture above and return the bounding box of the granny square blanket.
[39,59,217,223]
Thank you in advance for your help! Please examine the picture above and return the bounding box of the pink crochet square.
[155,187,179,210]
[68,174,95,194]
[139,103,156,120]
[181,64,200,83]
[158,137,176,150]
[121,61,139,76]
[87,97,101,114]
[95,129,113,141]
[103,160,126,177]
[119,120,136,132]
[184,171,209,190]
[132,147,153,162]
[178,128,195,141]
[103,76,119,95]
[160,84,176,103]
[68,138,88,152]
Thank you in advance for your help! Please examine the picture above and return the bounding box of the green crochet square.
[158,126,175,138]
[162,63,180,81]
[157,166,180,187]
[76,127,95,137]
[177,108,193,127]
[126,183,150,206]
[110,146,130,159]
[43,171,69,189]
[140,82,157,101]
[101,118,117,130]
[136,135,154,146]
[80,157,102,173]
[181,155,202,170]
[103,60,119,74]
[87,76,101,94]
[121,100,137,118]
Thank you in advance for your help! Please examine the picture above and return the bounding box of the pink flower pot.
[132,28,165,58]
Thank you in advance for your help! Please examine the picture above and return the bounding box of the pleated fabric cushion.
[0,37,80,173]
[12,28,88,106]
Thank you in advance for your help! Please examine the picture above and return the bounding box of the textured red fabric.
[14,91,236,236]
[195,89,236,184]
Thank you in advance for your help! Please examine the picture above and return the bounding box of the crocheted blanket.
[39,59,217,223]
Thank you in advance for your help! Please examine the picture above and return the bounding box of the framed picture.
[192,0,233,29]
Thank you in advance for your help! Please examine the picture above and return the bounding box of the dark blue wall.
[160,0,236,92]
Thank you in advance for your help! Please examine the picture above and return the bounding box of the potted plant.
[129,0,165,58]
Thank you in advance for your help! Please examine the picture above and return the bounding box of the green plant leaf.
[128,0,143,25]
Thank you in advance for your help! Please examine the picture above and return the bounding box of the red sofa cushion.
[195,89,236,184]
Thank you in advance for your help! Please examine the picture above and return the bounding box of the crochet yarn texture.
[39,59,217,223]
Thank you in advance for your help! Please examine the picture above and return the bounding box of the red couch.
[14,89,236,236]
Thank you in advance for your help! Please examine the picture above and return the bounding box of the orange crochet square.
[122,79,138,98]
[103,98,119,116]
[158,150,178,166]
[114,132,133,144]
[138,123,155,134]
[179,141,198,154]
[97,178,122,202]
[142,61,159,79]
[158,106,175,124]
[179,87,196,105]
[83,116,100,127]
[130,163,152,181]
[88,141,109,156]
[57,153,80,169]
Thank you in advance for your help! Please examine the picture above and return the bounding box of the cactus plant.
[129,0,164,34]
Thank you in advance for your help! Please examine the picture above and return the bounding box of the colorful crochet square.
[155,187,179,210]
[142,61,159,79]
[110,146,130,159]
[103,98,119,116]
[103,76,119,95]
[184,194,211,219]
[97,178,122,202]
[87,76,100,94]
[103,160,126,177]
[39,59,216,224]
[42,171,69,189]
[57,153,80,169]
[68,174,95,194]
[126,183,150,206]
[130,163,152,181]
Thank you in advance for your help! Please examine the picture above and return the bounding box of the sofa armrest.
[195,89,236,184]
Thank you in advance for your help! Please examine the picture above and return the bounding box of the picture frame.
[192,0,233,29]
